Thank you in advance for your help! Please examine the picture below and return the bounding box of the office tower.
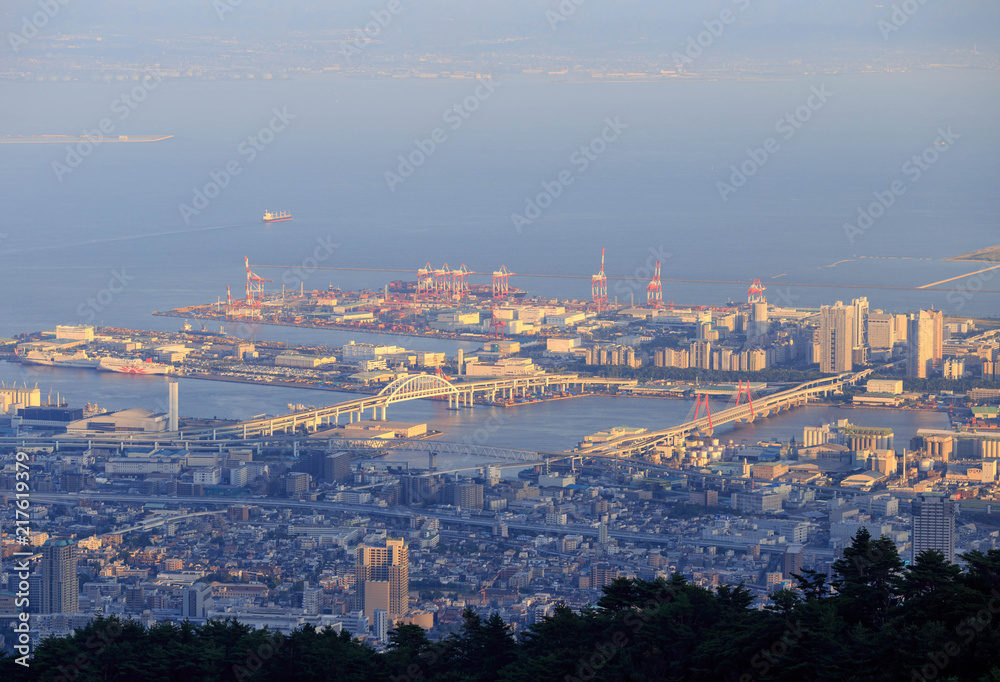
[181,583,212,619]
[302,584,323,616]
[819,302,854,373]
[912,494,955,562]
[751,302,769,339]
[40,539,78,614]
[445,482,484,509]
[783,544,804,579]
[355,538,409,620]
[167,380,179,431]
[851,297,869,349]
[689,339,711,370]
[907,310,943,378]
[373,608,389,644]
[125,586,145,613]
[324,452,351,483]
[894,314,909,343]
[285,471,311,495]
[868,311,895,350]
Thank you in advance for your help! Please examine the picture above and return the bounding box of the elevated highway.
[577,369,876,456]
[178,373,635,440]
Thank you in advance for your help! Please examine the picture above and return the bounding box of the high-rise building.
[819,302,854,373]
[783,544,804,579]
[302,584,323,616]
[868,311,895,350]
[40,539,78,614]
[324,452,351,483]
[751,302,769,339]
[285,471,311,495]
[912,494,955,562]
[689,340,711,370]
[373,608,389,644]
[181,583,212,619]
[851,297,869,350]
[445,482,484,510]
[125,586,145,613]
[907,310,943,378]
[355,538,409,620]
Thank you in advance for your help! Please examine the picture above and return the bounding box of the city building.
[181,583,212,619]
[868,311,896,351]
[819,302,854,373]
[783,544,804,579]
[852,297,869,358]
[40,539,78,615]
[355,538,409,620]
[373,608,389,644]
[912,494,955,562]
[907,310,943,378]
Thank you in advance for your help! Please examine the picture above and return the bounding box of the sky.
[3,0,999,64]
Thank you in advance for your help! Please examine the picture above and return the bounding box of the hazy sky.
[3,0,998,63]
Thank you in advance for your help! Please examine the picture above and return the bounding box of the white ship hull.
[22,350,101,369]
[97,358,174,375]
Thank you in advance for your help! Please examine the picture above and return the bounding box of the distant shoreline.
[944,245,1000,263]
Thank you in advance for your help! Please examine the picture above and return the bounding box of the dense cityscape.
[3,258,1000,657]
[3,1,1000,680]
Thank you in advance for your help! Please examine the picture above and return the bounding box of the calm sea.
[0,72,988,450]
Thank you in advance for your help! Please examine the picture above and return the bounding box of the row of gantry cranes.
[414,248,770,311]
[219,252,773,324]
[412,249,663,309]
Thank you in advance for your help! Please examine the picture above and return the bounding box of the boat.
[21,350,101,369]
[98,357,174,375]
[262,210,292,223]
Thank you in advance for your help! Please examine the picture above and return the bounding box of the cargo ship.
[98,357,174,375]
[21,350,101,369]
[262,210,292,223]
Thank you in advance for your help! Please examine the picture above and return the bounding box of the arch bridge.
[180,373,635,439]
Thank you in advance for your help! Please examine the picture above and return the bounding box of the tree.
[831,527,904,627]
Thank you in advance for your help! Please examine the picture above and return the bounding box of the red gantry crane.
[244,257,272,321]
[492,265,514,300]
[417,262,436,298]
[646,260,663,308]
[591,247,608,310]
[747,278,767,305]
[451,264,474,299]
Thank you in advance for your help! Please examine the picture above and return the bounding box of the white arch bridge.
[181,373,635,440]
